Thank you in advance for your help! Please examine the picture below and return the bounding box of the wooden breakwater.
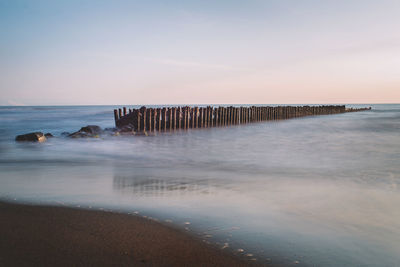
[114,105,371,133]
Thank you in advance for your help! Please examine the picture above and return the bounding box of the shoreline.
[0,201,258,266]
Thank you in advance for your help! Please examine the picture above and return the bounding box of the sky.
[0,0,399,105]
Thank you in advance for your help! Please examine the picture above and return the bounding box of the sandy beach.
[0,201,255,267]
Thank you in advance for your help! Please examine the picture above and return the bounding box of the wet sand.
[0,201,255,267]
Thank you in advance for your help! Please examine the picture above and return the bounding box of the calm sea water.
[0,104,399,266]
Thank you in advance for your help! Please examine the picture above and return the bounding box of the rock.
[16,132,46,142]
[79,125,102,135]
[61,132,70,136]
[68,125,102,138]
[44,133,53,138]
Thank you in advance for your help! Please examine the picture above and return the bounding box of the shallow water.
[0,104,399,266]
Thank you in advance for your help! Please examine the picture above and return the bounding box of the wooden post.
[210,107,214,127]
[142,107,146,132]
[118,108,122,119]
[114,109,118,127]
[177,107,182,129]
[172,107,177,130]
[148,109,152,132]
[190,108,194,128]
[169,108,173,131]
[223,107,227,126]
[183,107,187,129]
[152,109,157,132]
[215,107,219,126]
[123,107,127,116]
[162,108,166,131]
[205,107,208,127]
[205,107,209,128]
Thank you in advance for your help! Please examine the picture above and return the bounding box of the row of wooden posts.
[113,105,369,133]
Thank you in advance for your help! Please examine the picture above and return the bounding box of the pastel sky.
[1,0,399,105]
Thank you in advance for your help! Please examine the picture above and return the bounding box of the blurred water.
[0,104,399,266]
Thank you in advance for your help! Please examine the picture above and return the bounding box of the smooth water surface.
[0,104,399,266]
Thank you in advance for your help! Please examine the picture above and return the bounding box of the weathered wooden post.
[118,108,122,119]
[142,107,146,132]
[148,109,152,132]
[123,107,127,116]
[182,107,187,130]
[152,109,157,132]
[178,107,182,129]
[224,107,227,126]
[210,107,214,127]
[172,107,177,130]
[162,108,166,131]
[169,108,173,131]
[205,107,209,128]
[114,109,118,127]
[215,107,219,126]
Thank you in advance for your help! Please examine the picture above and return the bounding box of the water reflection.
[113,174,214,197]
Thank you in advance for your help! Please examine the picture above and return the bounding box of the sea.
[0,104,399,266]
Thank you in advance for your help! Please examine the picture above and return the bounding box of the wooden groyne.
[113,105,371,133]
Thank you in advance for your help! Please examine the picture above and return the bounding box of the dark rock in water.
[68,125,102,138]
[79,125,102,135]
[16,132,46,142]
[44,133,54,138]
[61,132,70,136]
